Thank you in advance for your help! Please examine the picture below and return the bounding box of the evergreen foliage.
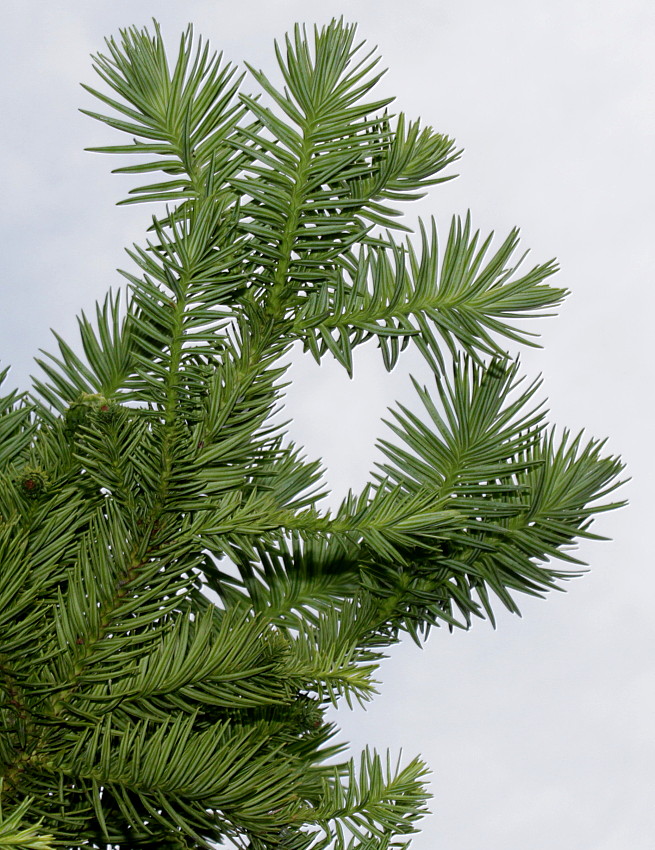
[0,19,623,850]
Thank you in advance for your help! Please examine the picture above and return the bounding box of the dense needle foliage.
[0,19,623,850]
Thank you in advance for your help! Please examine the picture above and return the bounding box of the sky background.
[1,1,653,847]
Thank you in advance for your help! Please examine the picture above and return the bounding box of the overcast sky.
[1,1,653,848]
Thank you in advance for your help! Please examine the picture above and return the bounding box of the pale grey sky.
[1,1,653,847]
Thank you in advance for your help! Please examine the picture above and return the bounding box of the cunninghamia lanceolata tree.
[0,18,623,850]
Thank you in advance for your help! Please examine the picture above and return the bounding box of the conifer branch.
[0,17,623,850]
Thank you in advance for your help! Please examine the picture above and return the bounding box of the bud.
[64,392,115,437]
[19,465,49,499]
[259,630,291,669]
[288,694,324,734]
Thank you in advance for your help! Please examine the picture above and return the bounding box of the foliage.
[0,18,623,850]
